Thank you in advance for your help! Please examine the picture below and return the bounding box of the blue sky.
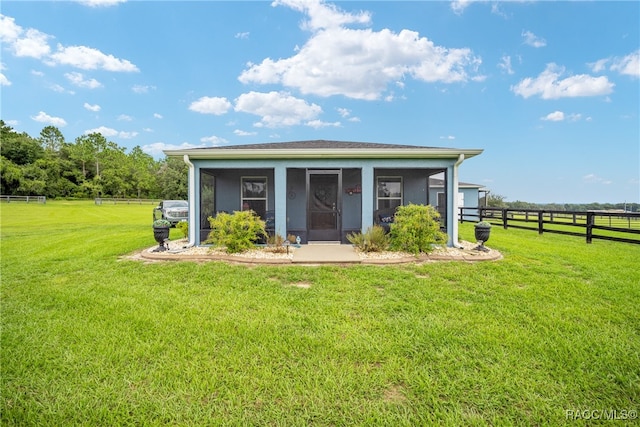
[1,0,638,204]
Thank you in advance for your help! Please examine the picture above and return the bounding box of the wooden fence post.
[538,210,544,234]
[586,211,594,244]
[502,208,508,229]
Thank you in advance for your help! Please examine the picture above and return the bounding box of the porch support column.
[446,154,464,247]
[274,165,287,238]
[361,165,374,232]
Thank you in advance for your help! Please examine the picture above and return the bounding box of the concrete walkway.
[292,243,361,264]
[136,239,503,264]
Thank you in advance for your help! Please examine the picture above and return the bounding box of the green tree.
[0,120,44,166]
[70,134,95,179]
[0,156,22,194]
[128,146,158,198]
[17,163,47,195]
[38,126,65,156]
[99,144,130,197]
[486,193,507,208]
[156,157,188,199]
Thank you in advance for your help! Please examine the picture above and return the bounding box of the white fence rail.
[95,198,161,205]
[0,195,46,204]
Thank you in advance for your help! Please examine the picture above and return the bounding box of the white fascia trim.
[164,148,483,160]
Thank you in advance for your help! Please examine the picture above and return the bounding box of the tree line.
[1,120,187,200]
[486,194,638,213]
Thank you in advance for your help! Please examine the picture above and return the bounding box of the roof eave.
[164,148,484,160]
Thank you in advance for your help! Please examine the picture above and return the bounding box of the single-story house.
[428,176,489,221]
[164,140,483,247]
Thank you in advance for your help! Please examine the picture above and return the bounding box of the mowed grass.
[1,201,639,425]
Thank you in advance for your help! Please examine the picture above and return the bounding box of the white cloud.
[118,114,132,121]
[450,0,482,15]
[200,135,229,145]
[590,51,639,78]
[235,32,250,39]
[337,107,360,122]
[76,0,127,7]
[610,50,640,78]
[49,84,67,93]
[188,96,232,115]
[306,119,341,129]
[0,15,22,42]
[0,63,10,86]
[498,55,514,75]
[337,107,351,118]
[13,28,52,58]
[522,30,546,48]
[589,58,609,73]
[118,131,138,139]
[583,173,612,185]
[511,63,614,99]
[234,91,322,128]
[439,135,456,140]
[153,113,163,119]
[5,119,19,126]
[0,16,51,59]
[240,2,481,100]
[541,111,564,121]
[31,111,67,127]
[50,44,139,72]
[132,84,155,94]
[84,102,101,112]
[85,126,118,137]
[273,0,371,31]
[65,71,102,89]
[31,70,44,77]
[1,14,138,72]
[84,126,137,139]
[234,129,257,136]
[541,111,582,122]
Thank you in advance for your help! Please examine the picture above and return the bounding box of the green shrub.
[389,204,447,254]
[176,221,189,238]
[152,219,171,228]
[204,210,266,253]
[266,234,287,253]
[347,225,390,252]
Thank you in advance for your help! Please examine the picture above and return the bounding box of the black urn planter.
[152,226,170,252]
[474,223,491,252]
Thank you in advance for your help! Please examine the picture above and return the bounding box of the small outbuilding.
[164,140,483,247]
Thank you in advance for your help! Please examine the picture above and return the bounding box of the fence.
[0,195,46,204]
[459,207,640,245]
[95,198,161,205]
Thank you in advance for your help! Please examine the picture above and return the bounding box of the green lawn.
[2,201,639,425]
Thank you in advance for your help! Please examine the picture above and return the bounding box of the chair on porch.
[264,210,275,236]
[373,207,398,233]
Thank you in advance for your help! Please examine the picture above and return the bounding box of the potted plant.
[474,221,492,252]
[152,219,171,252]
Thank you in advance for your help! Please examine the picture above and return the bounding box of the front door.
[307,170,341,241]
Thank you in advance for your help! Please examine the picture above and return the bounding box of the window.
[200,170,215,230]
[241,177,267,218]
[377,177,402,209]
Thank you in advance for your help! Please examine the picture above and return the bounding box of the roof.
[164,140,483,160]
[429,177,487,189]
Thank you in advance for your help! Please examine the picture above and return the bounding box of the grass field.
[2,201,639,425]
